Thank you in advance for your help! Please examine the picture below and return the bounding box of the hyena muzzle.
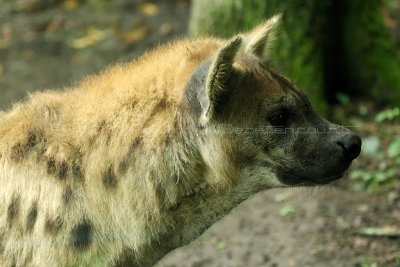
[0,15,361,267]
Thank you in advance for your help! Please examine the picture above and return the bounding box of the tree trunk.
[189,0,400,113]
[340,0,400,103]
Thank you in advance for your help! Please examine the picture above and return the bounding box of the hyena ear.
[244,14,282,58]
[203,35,243,121]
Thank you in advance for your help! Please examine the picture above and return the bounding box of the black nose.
[337,134,362,160]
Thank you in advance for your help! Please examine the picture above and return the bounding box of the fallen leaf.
[356,204,369,213]
[121,23,150,43]
[216,241,227,249]
[137,2,159,16]
[357,226,400,237]
[69,27,112,49]
[0,23,13,49]
[46,18,62,32]
[63,0,79,10]
[353,237,369,249]
[159,23,172,35]
[279,204,296,217]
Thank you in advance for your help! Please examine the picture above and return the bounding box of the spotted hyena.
[0,15,361,266]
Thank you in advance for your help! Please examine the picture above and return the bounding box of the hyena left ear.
[203,35,243,121]
[244,14,282,58]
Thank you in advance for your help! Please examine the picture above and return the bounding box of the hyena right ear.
[244,14,282,58]
[203,35,243,122]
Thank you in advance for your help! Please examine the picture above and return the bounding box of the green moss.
[189,0,267,37]
[343,0,400,105]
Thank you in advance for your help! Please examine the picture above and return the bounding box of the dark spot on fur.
[72,161,84,181]
[118,138,142,174]
[96,120,112,145]
[156,98,167,110]
[58,161,69,180]
[47,158,71,181]
[0,236,5,255]
[143,99,168,128]
[44,216,63,234]
[96,121,106,133]
[131,138,142,151]
[120,138,143,174]
[11,258,16,267]
[26,202,38,231]
[103,167,118,189]
[10,132,40,162]
[27,132,37,147]
[10,143,27,162]
[7,195,20,227]
[118,160,129,175]
[63,186,73,205]
[122,98,138,112]
[70,221,92,249]
[47,158,57,175]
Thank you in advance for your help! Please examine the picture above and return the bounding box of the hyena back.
[0,15,361,266]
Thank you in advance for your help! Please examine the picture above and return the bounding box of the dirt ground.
[0,1,399,266]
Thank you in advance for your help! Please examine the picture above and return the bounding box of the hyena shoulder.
[0,37,225,266]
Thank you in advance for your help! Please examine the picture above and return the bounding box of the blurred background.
[0,0,399,266]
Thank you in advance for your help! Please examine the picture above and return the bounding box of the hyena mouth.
[278,171,346,186]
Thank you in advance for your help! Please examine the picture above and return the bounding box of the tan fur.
[0,37,224,266]
[0,16,356,267]
[0,32,261,266]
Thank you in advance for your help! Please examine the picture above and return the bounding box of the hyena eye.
[268,109,290,127]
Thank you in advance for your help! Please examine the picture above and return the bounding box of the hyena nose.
[337,134,362,160]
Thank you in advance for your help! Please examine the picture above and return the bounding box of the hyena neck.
[142,69,264,260]
[127,115,260,266]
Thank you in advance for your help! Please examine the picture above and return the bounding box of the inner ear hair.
[205,35,243,120]
[244,14,282,58]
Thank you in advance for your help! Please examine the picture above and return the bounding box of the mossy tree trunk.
[189,0,400,113]
[339,0,400,103]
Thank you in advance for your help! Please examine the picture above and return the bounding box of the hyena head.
[185,15,361,188]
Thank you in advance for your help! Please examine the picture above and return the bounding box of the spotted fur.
[26,202,38,231]
[0,14,360,267]
[7,195,20,227]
